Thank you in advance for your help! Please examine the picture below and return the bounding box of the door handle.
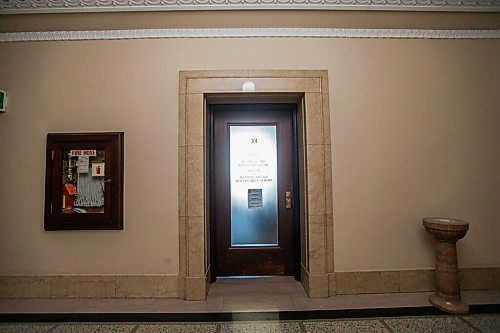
[285,191,292,209]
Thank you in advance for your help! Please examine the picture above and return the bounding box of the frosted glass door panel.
[230,125,278,247]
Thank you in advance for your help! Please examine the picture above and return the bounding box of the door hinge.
[51,150,55,160]
[50,202,53,214]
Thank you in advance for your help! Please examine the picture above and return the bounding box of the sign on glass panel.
[229,125,278,247]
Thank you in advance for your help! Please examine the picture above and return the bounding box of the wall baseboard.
[0,268,498,299]
[0,275,177,299]
[335,268,500,295]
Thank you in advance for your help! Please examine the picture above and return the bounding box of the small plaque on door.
[248,189,263,208]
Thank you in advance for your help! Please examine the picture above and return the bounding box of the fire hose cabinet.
[44,132,124,230]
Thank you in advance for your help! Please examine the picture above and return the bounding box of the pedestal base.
[429,293,469,315]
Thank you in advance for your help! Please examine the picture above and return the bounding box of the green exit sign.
[0,90,6,112]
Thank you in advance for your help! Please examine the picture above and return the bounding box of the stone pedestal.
[423,217,469,315]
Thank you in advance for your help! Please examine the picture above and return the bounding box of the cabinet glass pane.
[61,149,105,214]
[230,125,278,247]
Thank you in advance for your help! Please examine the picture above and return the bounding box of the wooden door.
[210,103,299,277]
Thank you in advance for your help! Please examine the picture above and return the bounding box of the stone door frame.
[178,70,334,300]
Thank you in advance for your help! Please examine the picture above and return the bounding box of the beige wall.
[0,37,499,275]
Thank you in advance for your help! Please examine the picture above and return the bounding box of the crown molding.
[0,1,499,14]
[1,28,499,42]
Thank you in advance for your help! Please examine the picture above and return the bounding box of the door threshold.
[219,275,278,279]
[215,276,297,284]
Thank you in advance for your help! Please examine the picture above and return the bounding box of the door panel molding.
[178,70,334,300]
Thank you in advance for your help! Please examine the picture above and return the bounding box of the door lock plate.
[285,191,292,209]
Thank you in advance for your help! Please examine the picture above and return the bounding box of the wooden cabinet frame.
[44,132,124,230]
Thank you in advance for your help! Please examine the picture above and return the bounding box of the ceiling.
[1,0,499,15]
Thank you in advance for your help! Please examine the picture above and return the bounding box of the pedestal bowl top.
[423,217,469,241]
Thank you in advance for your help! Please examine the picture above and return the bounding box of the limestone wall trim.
[335,268,500,295]
[178,70,334,299]
[0,275,178,299]
[0,268,497,298]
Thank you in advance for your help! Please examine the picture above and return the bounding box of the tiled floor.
[1,315,500,333]
[0,277,499,332]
